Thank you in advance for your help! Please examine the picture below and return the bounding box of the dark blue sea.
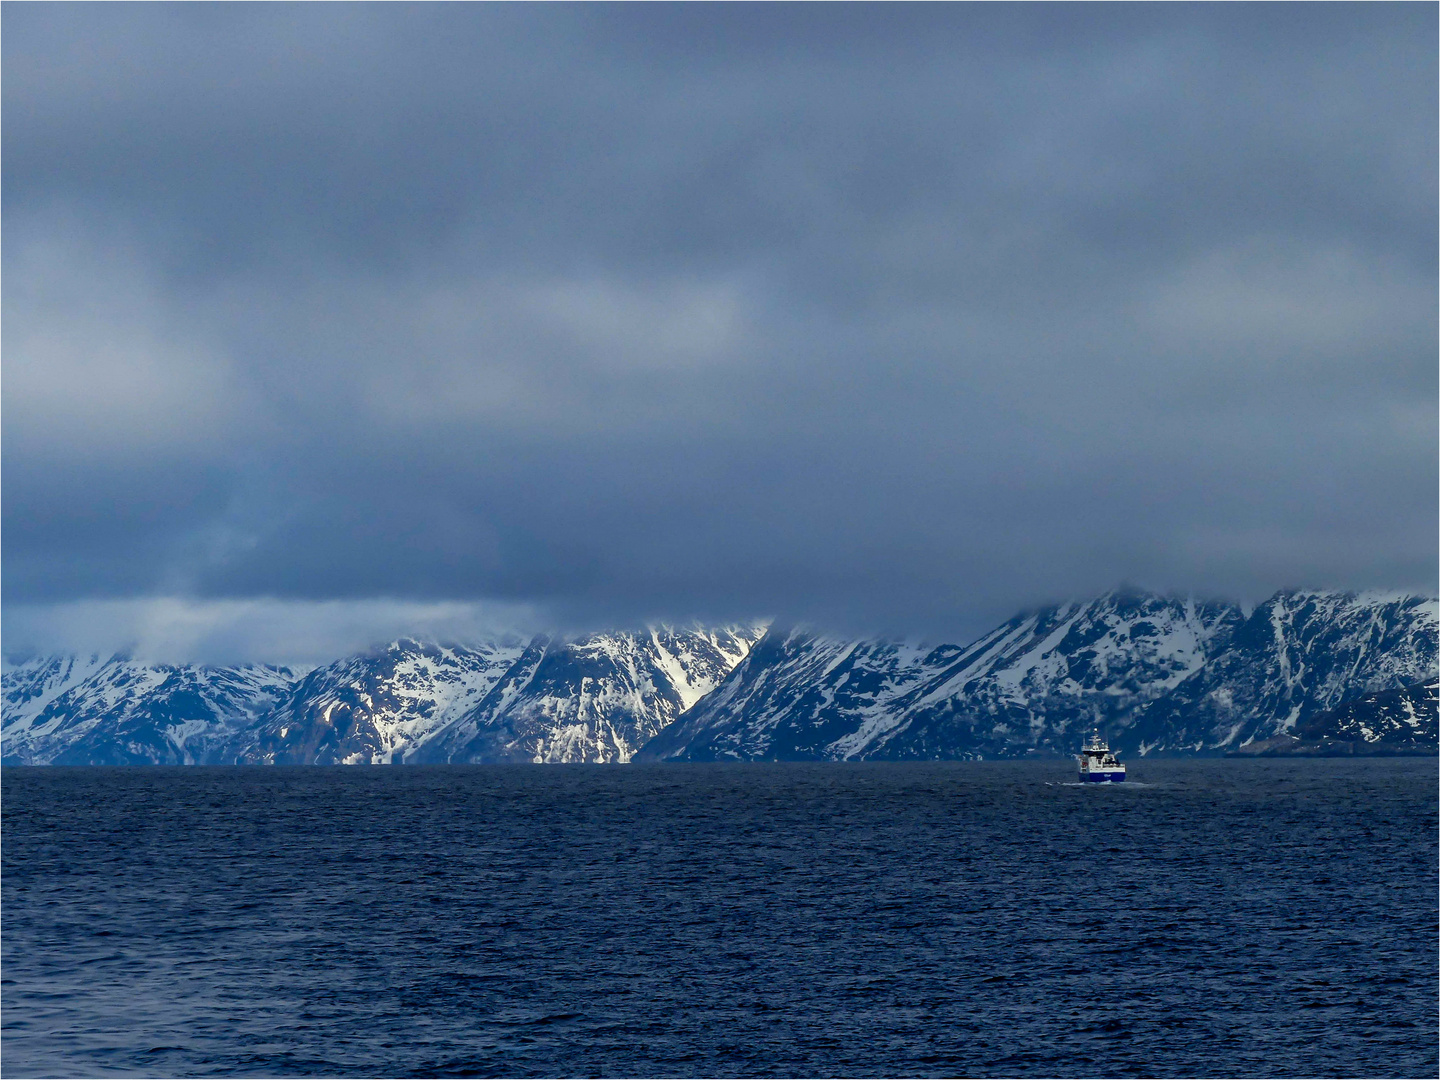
[3,760,1436,1078]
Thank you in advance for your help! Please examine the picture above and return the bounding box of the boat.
[1077,731,1126,782]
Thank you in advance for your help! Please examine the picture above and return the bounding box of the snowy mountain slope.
[1296,680,1438,748]
[869,593,1243,759]
[0,625,763,766]
[639,592,1243,761]
[231,639,528,765]
[1238,681,1439,756]
[3,654,113,735]
[635,631,944,761]
[1120,591,1439,756]
[1,658,300,765]
[413,625,766,763]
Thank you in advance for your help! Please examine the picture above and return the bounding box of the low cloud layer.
[4,5,1435,658]
[1,597,546,668]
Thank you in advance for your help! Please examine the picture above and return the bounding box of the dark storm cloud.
[3,3,1435,654]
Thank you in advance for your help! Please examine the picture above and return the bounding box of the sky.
[3,4,1436,663]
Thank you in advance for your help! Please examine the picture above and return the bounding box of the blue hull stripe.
[1080,772,1125,782]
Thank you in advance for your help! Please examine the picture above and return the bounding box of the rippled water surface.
[3,760,1436,1077]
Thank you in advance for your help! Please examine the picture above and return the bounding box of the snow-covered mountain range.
[640,592,1246,761]
[408,626,763,764]
[638,590,1437,761]
[1118,591,1438,755]
[231,638,528,765]
[2,625,765,766]
[3,591,1434,765]
[2,655,300,765]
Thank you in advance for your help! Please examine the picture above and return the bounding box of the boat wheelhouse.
[1077,731,1126,782]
